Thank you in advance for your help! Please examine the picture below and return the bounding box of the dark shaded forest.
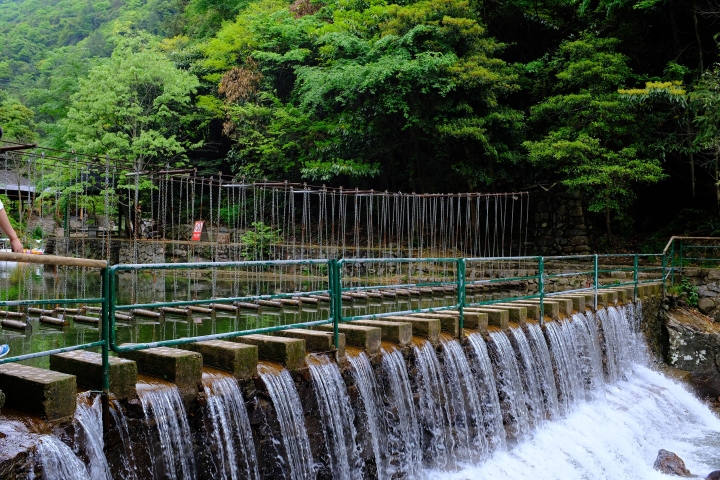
[0,0,719,247]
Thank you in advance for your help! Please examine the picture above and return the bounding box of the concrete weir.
[50,350,138,400]
[0,363,76,420]
[181,340,258,380]
[316,324,382,355]
[234,334,307,370]
[118,345,203,407]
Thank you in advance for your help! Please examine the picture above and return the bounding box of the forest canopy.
[0,0,718,240]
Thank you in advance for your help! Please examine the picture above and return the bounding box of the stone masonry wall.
[677,268,720,321]
[528,190,593,256]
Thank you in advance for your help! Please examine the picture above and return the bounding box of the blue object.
[0,344,9,358]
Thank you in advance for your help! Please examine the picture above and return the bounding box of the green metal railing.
[663,237,720,291]
[0,249,672,409]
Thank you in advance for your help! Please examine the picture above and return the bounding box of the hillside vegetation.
[0,0,719,243]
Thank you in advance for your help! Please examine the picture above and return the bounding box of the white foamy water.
[430,364,720,480]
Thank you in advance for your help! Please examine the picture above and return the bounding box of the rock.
[666,308,720,398]
[653,449,693,477]
[707,471,720,480]
[698,297,715,314]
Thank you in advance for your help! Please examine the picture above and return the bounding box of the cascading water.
[202,372,260,480]
[566,313,604,392]
[543,320,585,413]
[432,302,720,479]
[599,306,640,380]
[257,363,314,480]
[523,322,560,419]
[466,332,506,451]
[307,355,363,480]
[380,346,421,478]
[137,382,197,480]
[487,330,531,441]
[439,336,488,460]
[412,340,455,468]
[73,392,112,480]
[508,327,547,427]
[109,399,139,480]
[347,351,389,479]
[34,435,89,480]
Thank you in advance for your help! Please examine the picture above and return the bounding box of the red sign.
[192,221,205,241]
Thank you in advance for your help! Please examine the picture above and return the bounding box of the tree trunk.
[693,5,703,74]
[715,148,720,218]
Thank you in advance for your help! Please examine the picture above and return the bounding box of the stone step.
[547,294,585,312]
[275,329,346,359]
[316,324,381,355]
[495,302,542,321]
[350,320,412,346]
[0,363,76,420]
[513,300,560,319]
[233,334,306,370]
[479,305,528,327]
[118,346,203,407]
[182,340,258,380]
[50,350,137,400]
[410,313,460,337]
[383,316,441,344]
[462,308,509,330]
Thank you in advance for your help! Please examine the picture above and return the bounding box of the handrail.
[0,251,107,269]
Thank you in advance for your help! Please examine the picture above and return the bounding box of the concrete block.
[514,300,559,319]
[351,320,412,346]
[275,329,345,359]
[595,291,610,307]
[234,335,306,370]
[317,324,381,355]
[0,364,76,420]
[410,313,460,337]
[550,295,585,312]
[465,308,509,329]
[451,311,488,334]
[480,305,527,326]
[50,350,137,400]
[384,316,441,344]
[497,302,541,321]
[182,340,258,380]
[118,346,202,407]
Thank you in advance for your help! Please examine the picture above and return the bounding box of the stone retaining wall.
[676,268,720,321]
[528,190,593,256]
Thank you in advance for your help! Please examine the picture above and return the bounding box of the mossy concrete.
[596,291,610,307]
[497,302,542,321]
[550,295,585,312]
[181,340,258,380]
[50,350,137,400]
[451,310,488,333]
[384,316,441,344]
[480,305,527,326]
[234,334,306,370]
[351,320,412,346]
[275,329,346,359]
[0,364,76,421]
[118,346,202,407]
[410,313,460,337]
[514,300,559,319]
[465,308,509,330]
[316,324,381,355]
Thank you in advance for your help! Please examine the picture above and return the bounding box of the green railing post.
[662,251,667,297]
[633,254,639,302]
[670,239,675,287]
[679,240,683,275]
[330,259,341,349]
[593,254,599,310]
[457,258,466,336]
[100,266,110,434]
[538,256,544,327]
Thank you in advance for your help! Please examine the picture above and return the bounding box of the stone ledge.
[181,340,258,380]
[384,316,441,344]
[351,320,412,346]
[275,329,345,360]
[316,324,381,355]
[0,364,76,421]
[50,350,137,400]
[233,335,306,370]
[118,346,202,407]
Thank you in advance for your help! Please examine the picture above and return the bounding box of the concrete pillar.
[0,364,76,420]
[50,350,137,400]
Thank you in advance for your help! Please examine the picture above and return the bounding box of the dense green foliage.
[0,0,719,240]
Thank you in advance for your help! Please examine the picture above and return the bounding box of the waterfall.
[466,332,506,451]
[202,373,260,480]
[524,323,560,420]
[257,364,314,480]
[347,351,389,479]
[34,435,89,480]
[137,383,197,480]
[599,306,640,381]
[412,340,455,468]
[307,354,363,480]
[380,346,421,477]
[487,330,531,441]
[567,313,604,392]
[439,336,488,460]
[109,399,139,480]
[508,327,547,427]
[543,320,585,413]
[73,392,112,480]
